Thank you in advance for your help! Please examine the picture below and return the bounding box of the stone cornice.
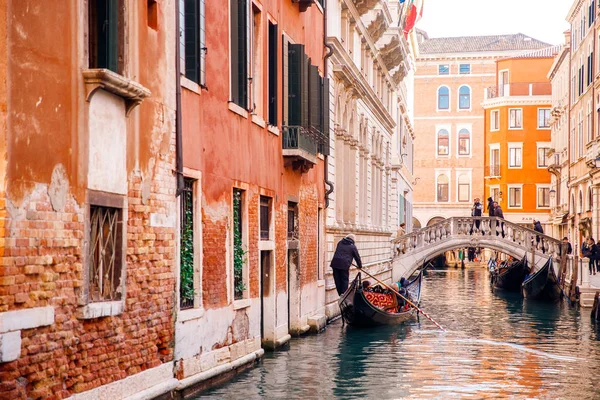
[568,0,584,22]
[329,38,396,133]
[83,69,151,115]
[481,95,552,109]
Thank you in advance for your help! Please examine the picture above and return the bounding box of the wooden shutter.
[199,0,206,85]
[288,43,305,126]
[184,0,199,83]
[309,65,321,132]
[301,53,309,127]
[268,22,278,125]
[230,0,248,108]
[322,77,330,155]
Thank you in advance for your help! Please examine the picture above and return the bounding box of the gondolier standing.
[331,234,363,295]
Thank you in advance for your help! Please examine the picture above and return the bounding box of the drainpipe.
[175,0,184,197]
[323,0,334,208]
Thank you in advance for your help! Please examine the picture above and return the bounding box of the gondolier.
[331,234,363,295]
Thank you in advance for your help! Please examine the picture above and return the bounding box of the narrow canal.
[201,267,600,399]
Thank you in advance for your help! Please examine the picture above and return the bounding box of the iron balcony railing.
[282,125,327,156]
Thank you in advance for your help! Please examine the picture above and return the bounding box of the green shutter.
[288,43,304,126]
[322,78,330,155]
[309,65,321,132]
[230,0,247,108]
[301,53,309,127]
[268,22,278,125]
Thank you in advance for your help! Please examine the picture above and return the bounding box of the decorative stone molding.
[83,69,151,116]
[353,0,380,15]
[367,11,387,43]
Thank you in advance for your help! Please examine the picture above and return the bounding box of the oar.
[355,265,446,332]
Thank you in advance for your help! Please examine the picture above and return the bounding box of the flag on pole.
[403,0,424,38]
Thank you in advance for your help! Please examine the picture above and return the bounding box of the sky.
[417,0,573,45]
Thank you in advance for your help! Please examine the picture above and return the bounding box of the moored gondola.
[491,255,528,292]
[592,291,600,321]
[338,271,423,328]
[522,257,561,301]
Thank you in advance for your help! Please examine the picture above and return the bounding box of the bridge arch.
[393,217,559,279]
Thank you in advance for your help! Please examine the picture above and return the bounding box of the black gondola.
[338,271,422,328]
[491,255,528,292]
[522,257,561,301]
[592,292,600,321]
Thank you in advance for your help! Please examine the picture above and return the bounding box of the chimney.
[564,30,571,47]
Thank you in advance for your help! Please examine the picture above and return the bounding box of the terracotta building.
[412,33,549,229]
[174,0,330,390]
[482,47,558,229]
[324,0,416,317]
[0,1,178,398]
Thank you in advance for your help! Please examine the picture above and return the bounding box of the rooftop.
[500,45,562,60]
[419,33,551,55]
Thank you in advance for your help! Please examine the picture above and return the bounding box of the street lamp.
[549,188,556,198]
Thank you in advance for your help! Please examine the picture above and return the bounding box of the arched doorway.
[412,217,422,230]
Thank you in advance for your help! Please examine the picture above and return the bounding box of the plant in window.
[233,190,247,299]
[180,180,195,308]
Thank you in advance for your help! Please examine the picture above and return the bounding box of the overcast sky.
[417,0,573,45]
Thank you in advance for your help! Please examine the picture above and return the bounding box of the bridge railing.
[393,217,561,259]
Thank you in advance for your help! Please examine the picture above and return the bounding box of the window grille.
[89,205,123,302]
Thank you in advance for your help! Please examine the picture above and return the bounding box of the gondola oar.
[355,265,446,332]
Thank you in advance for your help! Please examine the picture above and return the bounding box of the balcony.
[486,165,500,178]
[292,0,318,12]
[484,82,552,100]
[283,126,327,172]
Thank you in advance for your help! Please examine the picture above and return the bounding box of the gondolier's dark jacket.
[330,238,363,270]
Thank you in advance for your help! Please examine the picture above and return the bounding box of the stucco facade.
[412,33,550,230]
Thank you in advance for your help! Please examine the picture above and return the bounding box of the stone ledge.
[307,315,327,332]
[0,306,54,333]
[0,331,21,362]
[83,69,151,116]
[76,301,123,320]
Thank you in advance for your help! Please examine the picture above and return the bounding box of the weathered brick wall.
[299,183,319,286]
[201,200,229,309]
[247,189,259,299]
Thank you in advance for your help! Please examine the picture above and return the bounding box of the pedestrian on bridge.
[487,197,495,217]
[493,201,505,237]
[533,219,545,253]
[582,238,595,275]
[470,198,483,235]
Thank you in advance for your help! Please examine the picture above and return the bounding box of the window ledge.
[267,125,280,136]
[252,114,266,128]
[83,69,150,116]
[181,76,201,94]
[177,307,205,322]
[233,298,251,310]
[228,102,249,118]
[76,301,123,320]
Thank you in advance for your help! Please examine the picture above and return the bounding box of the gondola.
[592,292,600,321]
[522,257,561,301]
[491,255,528,292]
[338,271,422,328]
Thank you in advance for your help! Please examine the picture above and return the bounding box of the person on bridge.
[493,201,505,237]
[487,197,495,217]
[582,238,595,275]
[331,233,363,296]
[559,237,572,256]
[470,198,483,235]
[533,219,545,253]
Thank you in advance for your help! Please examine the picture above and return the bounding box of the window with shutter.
[287,43,305,126]
[268,22,278,126]
[230,0,249,108]
[184,0,200,83]
[89,0,123,74]
[322,78,330,155]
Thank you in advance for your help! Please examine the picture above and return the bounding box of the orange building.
[483,47,559,230]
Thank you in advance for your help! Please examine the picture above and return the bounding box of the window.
[287,202,298,240]
[509,187,522,208]
[491,110,500,131]
[438,86,449,110]
[537,108,551,129]
[509,109,522,129]
[437,129,449,156]
[180,0,206,85]
[458,129,470,155]
[588,101,593,141]
[233,188,247,300]
[437,174,449,202]
[509,145,522,168]
[490,147,500,176]
[180,178,195,310]
[579,111,584,157]
[88,194,125,303]
[438,64,449,75]
[589,187,594,210]
[260,196,271,240]
[250,6,262,114]
[537,147,550,168]
[230,0,249,108]
[268,22,278,125]
[490,187,500,203]
[89,0,124,73]
[458,86,471,110]
[537,186,550,208]
[457,175,470,202]
[459,64,471,74]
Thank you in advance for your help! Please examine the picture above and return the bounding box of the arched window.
[571,194,576,214]
[438,86,449,110]
[437,129,449,156]
[459,86,471,109]
[457,174,470,202]
[437,174,449,202]
[589,187,593,211]
[579,190,583,213]
[412,217,422,230]
[427,217,445,227]
[458,128,470,155]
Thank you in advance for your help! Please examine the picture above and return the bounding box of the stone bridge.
[391,217,561,278]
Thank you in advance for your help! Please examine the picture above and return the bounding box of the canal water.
[200,268,600,399]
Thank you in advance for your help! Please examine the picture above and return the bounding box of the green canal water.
[200,268,600,399]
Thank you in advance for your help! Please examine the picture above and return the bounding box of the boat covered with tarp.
[491,255,529,292]
[338,271,422,327]
[522,257,561,301]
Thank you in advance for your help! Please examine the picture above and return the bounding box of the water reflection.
[201,268,600,399]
